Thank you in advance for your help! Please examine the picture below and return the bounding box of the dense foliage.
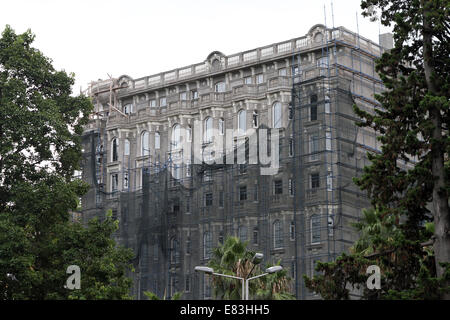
[305,0,449,299]
[0,25,134,299]
[208,236,294,300]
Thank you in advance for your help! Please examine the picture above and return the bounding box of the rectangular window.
[317,57,328,68]
[205,193,213,207]
[253,229,258,245]
[278,68,287,76]
[149,99,156,107]
[310,94,318,121]
[326,131,332,151]
[311,258,321,277]
[111,173,119,192]
[123,172,129,189]
[180,92,187,100]
[311,217,321,244]
[191,90,198,100]
[160,97,167,107]
[244,76,252,84]
[327,172,333,191]
[256,74,264,84]
[290,221,295,240]
[311,173,320,189]
[155,132,160,150]
[288,103,294,120]
[219,119,224,135]
[186,160,191,177]
[310,104,317,121]
[239,186,247,201]
[274,179,283,195]
[309,134,319,161]
[325,98,331,114]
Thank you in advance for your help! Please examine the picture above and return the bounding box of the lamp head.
[194,266,214,274]
[252,253,264,265]
[265,266,283,274]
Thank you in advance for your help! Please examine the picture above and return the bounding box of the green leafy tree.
[305,208,446,299]
[305,0,450,299]
[357,0,450,287]
[208,236,294,300]
[0,25,134,299]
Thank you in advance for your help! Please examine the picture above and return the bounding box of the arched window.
[112,138,119,161]
[238,110,246,134]
[123,103,133,115]
[171,124,181,150]
[204,117,213,143]
[203,232,212,259]
[214,81,225,93]
[141,131,149,156]
[311,215,321,244]
[155,132,160,150]
[170,237,179,264]
[273,102,282,128]
[273,220,283,249]
[124,139,130,156]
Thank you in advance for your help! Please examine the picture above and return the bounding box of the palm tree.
[207,236,294,300]
[207,236,253,299]
[255,261,295,300]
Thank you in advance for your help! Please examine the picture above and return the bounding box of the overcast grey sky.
[0,0,392,93]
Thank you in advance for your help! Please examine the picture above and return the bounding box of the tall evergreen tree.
[305,0,449,299]
[0,25,134,299]
[358,0,449,287]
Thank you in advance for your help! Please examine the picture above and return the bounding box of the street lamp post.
[195,254,284,301]
[245,266,283,300]
[194,266,245,299]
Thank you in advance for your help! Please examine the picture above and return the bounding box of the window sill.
[308,242,323,249]
[271,247,285,254]
[107,161,120,167]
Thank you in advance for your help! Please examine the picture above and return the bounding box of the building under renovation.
[80,24,392,299]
